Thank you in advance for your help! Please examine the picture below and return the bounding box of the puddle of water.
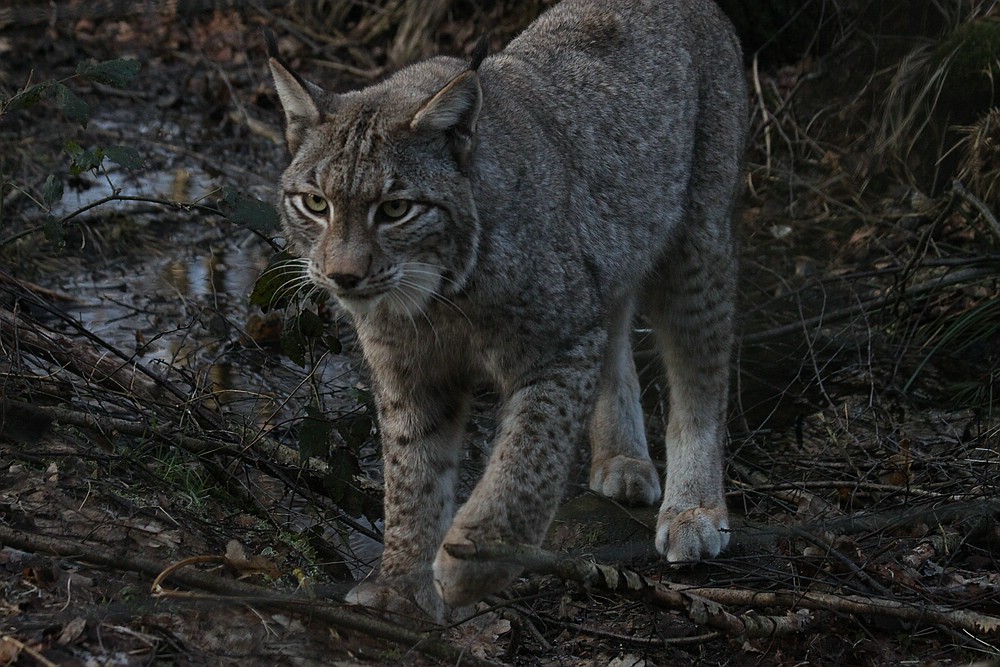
[50,204,358,424]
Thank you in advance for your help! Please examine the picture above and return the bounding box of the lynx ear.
[409,70,483,166]
[265,31,322,153]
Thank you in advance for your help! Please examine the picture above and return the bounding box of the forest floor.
[1,3,999,666]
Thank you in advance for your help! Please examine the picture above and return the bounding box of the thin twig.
[0,635,59,667]
[741,266,998,344]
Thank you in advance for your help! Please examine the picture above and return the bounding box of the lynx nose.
[328,271,363,289]
[323,250,371,290]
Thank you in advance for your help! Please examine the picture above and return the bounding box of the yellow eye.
[302,193,328,214]
[378,199,411,221]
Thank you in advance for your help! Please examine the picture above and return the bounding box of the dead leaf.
[448,610,511,659]
[558,593,586,620]
[880,439,912,486]
[57,617,86,645]
[224,540,281,580]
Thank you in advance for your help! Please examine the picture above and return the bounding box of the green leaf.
[64,142,103,175]
[76,58,141,88]
[298,405,332,461]
[42,175,63,208]
[280,321,306,366]
[104,144,144,170]
[249,252,303,310]
[336,414,372,451]
[323,334,343,355]
[64,140,83,158]
[218,186,280,233]
[348,388,373,406]
[52,83,90,127]
[2,81,52,114]
[324,449,358,506]
[297,309,325,338]
[43,215,65,245]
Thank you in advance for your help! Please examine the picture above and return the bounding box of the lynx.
[268,0,746,623]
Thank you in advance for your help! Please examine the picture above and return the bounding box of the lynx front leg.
[589,297,662,506]
[432,332,604,607]
[345,380,469,624]
[645,238,735,563]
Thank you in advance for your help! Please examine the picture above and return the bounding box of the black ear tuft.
[469,34,490,71]
[263,28,279,59]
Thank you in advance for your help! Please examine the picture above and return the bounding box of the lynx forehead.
[269,0,746,625]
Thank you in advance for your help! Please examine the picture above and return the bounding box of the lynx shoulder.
[268,0,746,624]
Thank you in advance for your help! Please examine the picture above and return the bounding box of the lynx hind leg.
[644,232,735,563]
[588,297,662,506]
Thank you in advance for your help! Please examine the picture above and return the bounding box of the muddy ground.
[1,3,999,666]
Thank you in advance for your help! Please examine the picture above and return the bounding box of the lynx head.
[267,36,485,317]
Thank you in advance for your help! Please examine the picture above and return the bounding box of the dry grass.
[957,107,1000,212]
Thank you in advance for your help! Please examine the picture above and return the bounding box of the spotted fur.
[269,0,747,624]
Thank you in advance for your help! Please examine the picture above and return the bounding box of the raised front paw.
[432,527,521,607]
[344,572,444,627]
[655,504,729,563]
[589,454,662,506]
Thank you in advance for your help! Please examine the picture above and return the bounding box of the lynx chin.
[268,0,746,624]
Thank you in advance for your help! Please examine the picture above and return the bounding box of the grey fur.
[269,0,746,624]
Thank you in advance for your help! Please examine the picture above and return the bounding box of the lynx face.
[274,62,483,318]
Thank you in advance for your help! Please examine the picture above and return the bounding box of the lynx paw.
[589,455,662,506]
[655,505,729,563]
[432,530,521,607]
[344,574,444,627]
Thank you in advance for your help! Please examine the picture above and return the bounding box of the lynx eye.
[377,199,412,221]
[301,193,328,214]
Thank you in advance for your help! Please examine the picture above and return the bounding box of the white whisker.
[386,289,419,335]
[406,261,465,289]
[258,258,312,311]
[271,276,312,310]
[393,278,444,343]
[398,262,471,324]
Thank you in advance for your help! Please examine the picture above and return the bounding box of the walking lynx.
[268,0,746,623]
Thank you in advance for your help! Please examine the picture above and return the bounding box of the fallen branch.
[444,542,811,639]
[2,398,271,518]
[683,584,1000,637]
[3,398,331,477]
[0,525,500,667]
[444,542,1000,639]
[0,305,167,405]
[1,398,384,544]
[0,299,222,431]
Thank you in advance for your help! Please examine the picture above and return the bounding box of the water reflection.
[55,213,357,432]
